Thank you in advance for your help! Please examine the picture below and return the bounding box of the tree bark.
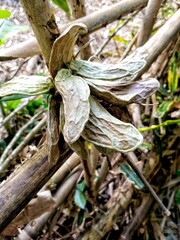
[20,0,60,64]
[68,0,92,59]
[0,145,72,232]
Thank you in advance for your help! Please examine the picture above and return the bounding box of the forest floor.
[0,0,179,239]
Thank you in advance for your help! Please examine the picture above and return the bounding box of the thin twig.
[0,116,47,174]
[125,153,171,216]
[0,109,45,167]
[119,194,154,240]
[161,190,176,230]
[9,58,30,80]
[0,97,36,128]
[15,167,82,240]
[95,10,139,56]
[119,32,139,61]
[95,156,109,193]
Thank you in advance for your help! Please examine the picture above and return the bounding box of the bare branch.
[137,0,163,46]
[0,0,148,61]
[20,0,60,64]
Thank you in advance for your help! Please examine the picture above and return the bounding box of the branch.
[137,0,163,46]
[68,0,92,59]
[0,0,148,61]
[0,145,72,232]
[20,0,60,64]
[137,9,180,78]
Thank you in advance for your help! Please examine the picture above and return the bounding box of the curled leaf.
[60,102,88,159]
[49,23,88,78]
[0,76,53,100]
[82,97,143,152]
[86,78,160,106]
[47,96,60,163]
[70,47,148,85]
[55,69,90,144]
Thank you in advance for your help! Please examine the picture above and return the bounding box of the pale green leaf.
[55,69,90,144]
[0,20,28,46]
[82,97,143,152]
[77,181,86,192]
[70,47,148,85]
[0,76,54,100]
[52,0,70,15]
[120,163,145,190]
[74,189,87,209]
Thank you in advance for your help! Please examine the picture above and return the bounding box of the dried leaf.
[47,96,61,163]
[55,68,90,144]
[82,97,143,152]
[70,47,148,85]
[87,78,160,106]
[49,23,88,78]
[60,102,88,159]
[0,75,53,100]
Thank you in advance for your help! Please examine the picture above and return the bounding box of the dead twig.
[0,97,36,128]
[0,116,47,174]
[95,10,139,56]
[119,194,154,240]
[0,109,45,169]
[125,153,171,216]
[15,167,82,239]
[68,0,92,60]
[0,0,148,61]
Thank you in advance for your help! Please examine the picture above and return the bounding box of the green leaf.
[3,99,21,112]
[74,183,87,210]
[120,163,145,190]
[140,142,152,150]
[77,210,85,226]
[52,0,70,15]
[175,189,180,206]
[0,76,54,100]
[158,84,169,97]
[0,9,11,19]
[77,181,86,192]
[0,20,28,46]
[176,170,180,177]
[154,100,174,118]
[0,94,32,101]
[168,52,179,94]
[27,97,44,115]
[113,36,129,45]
